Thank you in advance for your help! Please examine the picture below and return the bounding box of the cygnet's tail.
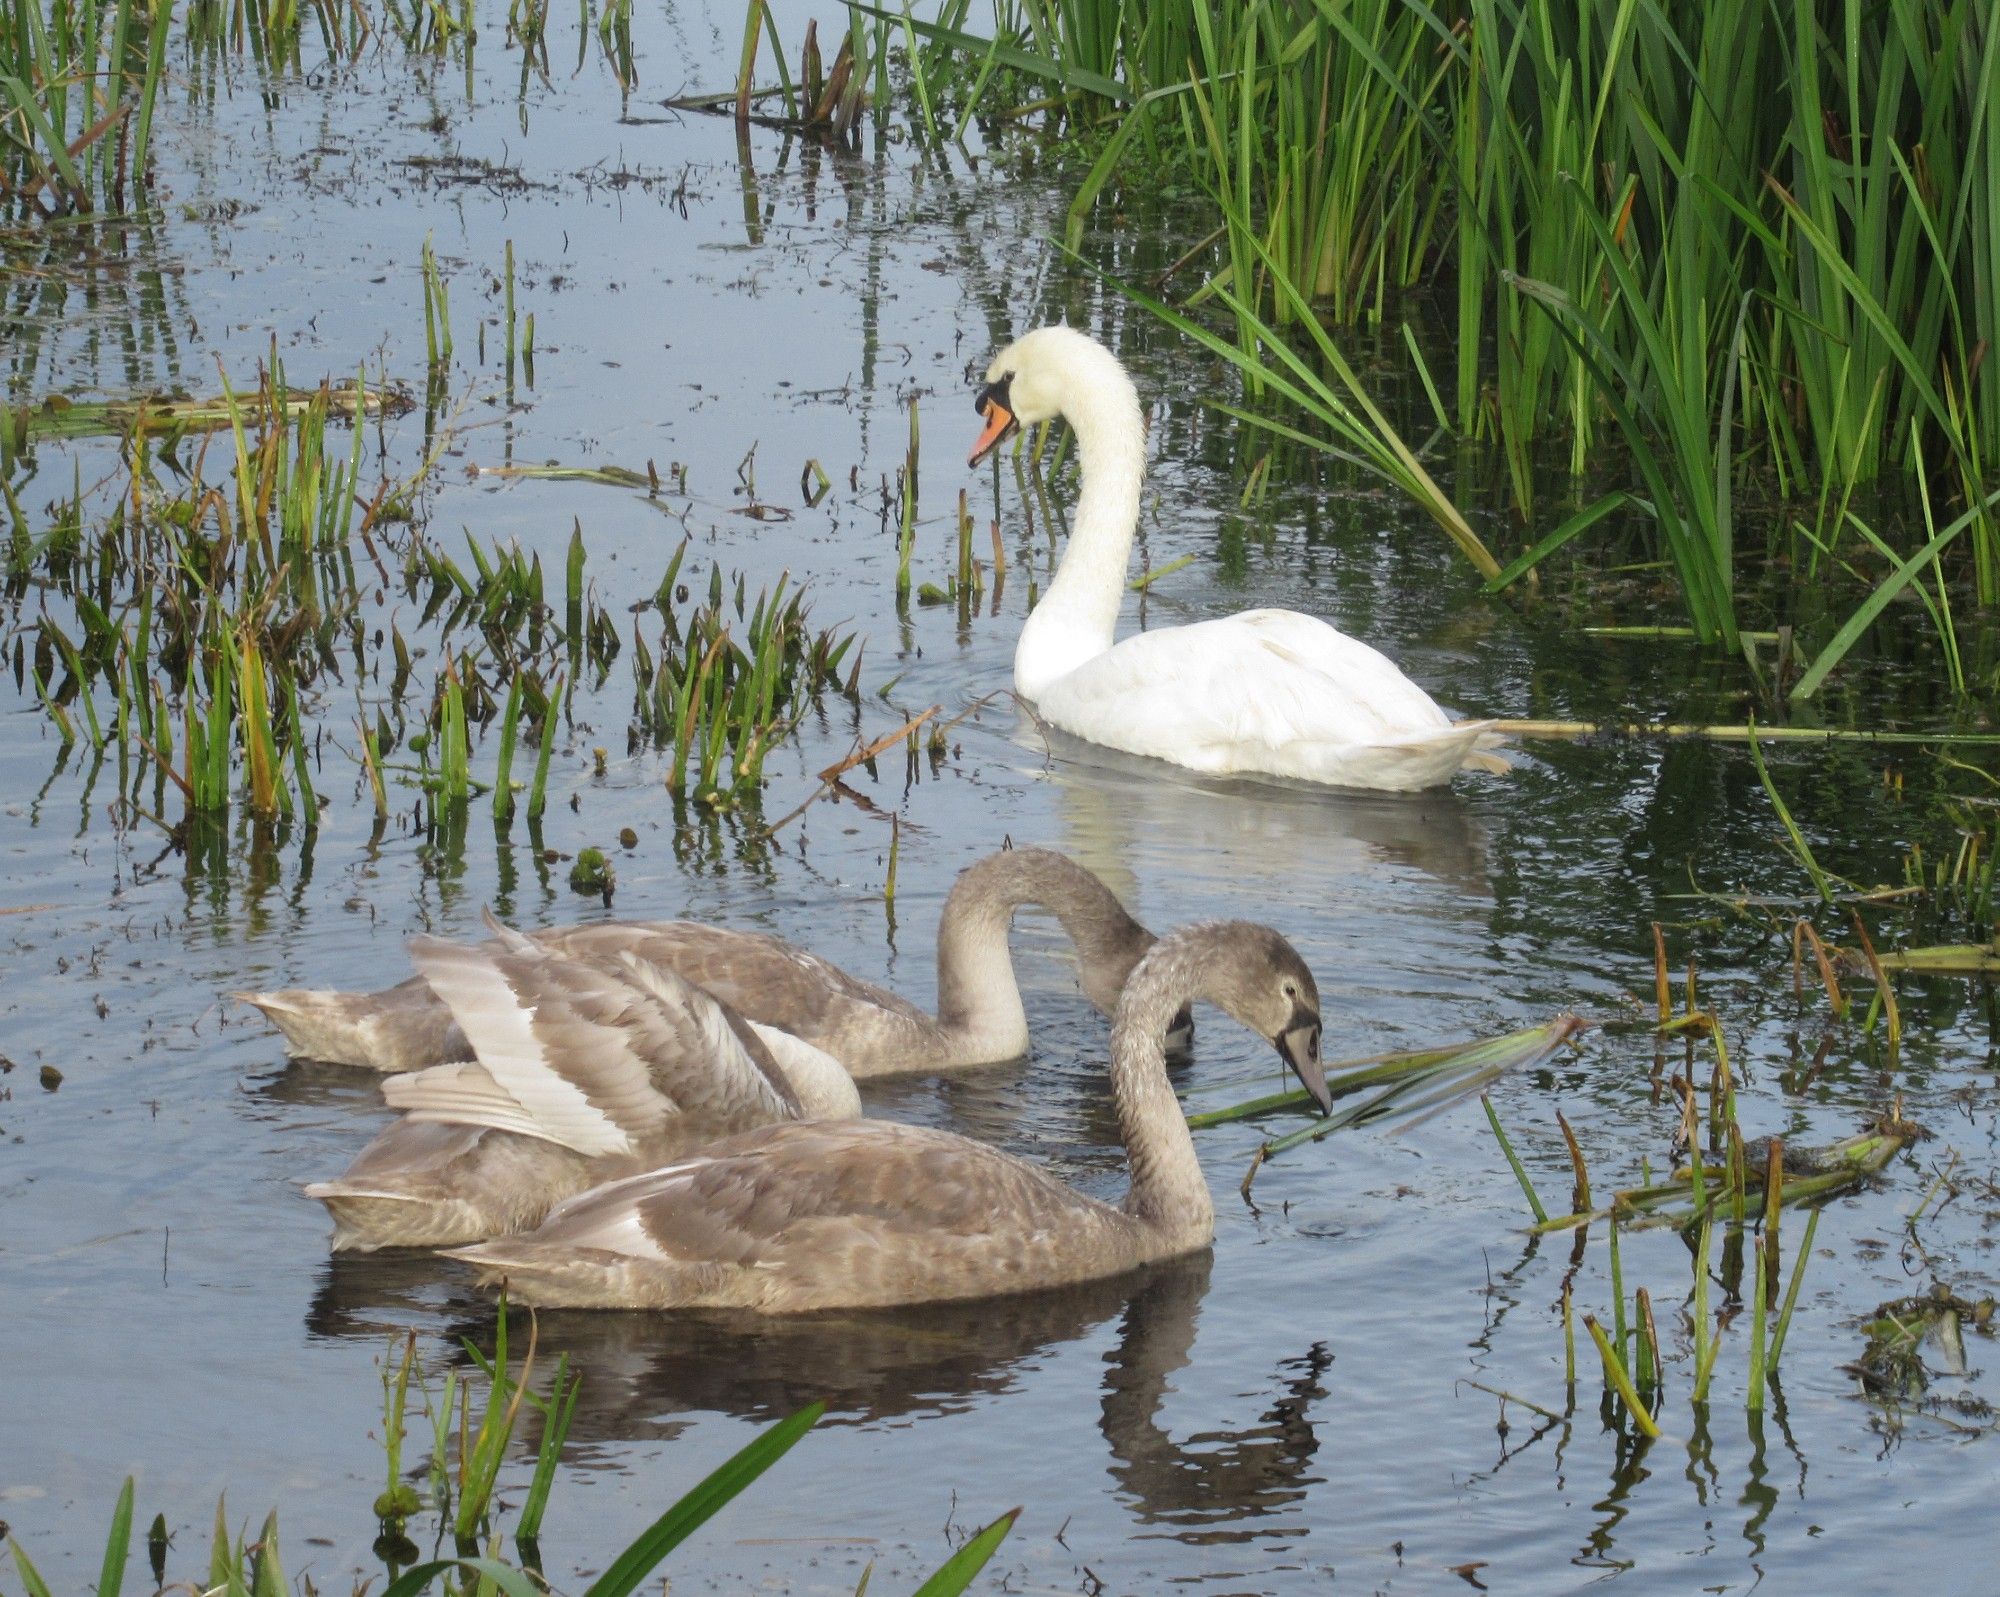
[305,1181,485,1253]
[442,1238,725,1310]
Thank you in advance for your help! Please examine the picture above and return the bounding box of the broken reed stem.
[1608,1218,1627,1365]
[1583,1314,1660,1439]
[1481,1095,1547,1223]
[1681,1079,1707,1216]
[1635,1287,1661,1394]
[504,239,518,370]
[1562,1279,1576,1387]
[761,704,946,837]
[1690,1214,1716,1403]
[1848,910,1902,1044]
[956,488,973,593]
[884,812,900,906]
[1748,1236,1769,1412]
[1130,552,1195,592]
[817,705,940,784]
[1766,1206,1820,1375]
[1556,1109,1591,1212]
[897,396,918,599]
[1792,919,1847,1015]
[1764,1138,1784,1302]
[1651,922,1670,1021]
[1490,719,2000,748]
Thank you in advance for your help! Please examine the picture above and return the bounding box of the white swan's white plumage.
[970,326,1491,792]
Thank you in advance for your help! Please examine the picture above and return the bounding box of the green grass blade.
[1485,493,1632,591]
[1482,1095,1548,1224]
[1189,1016,1584,1129]
[908,1508,1019,1597]
[581,1403,826,1597]
[845,1,1129,102]
[98,1476,135,1597]
[10,1541,55,1597]
[1791,486,2000,699]
[1744,722,1833,904]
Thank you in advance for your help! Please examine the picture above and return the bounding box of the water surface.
[3,8,1996,1594]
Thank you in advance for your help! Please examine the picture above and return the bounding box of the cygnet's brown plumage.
[308,932,859,1252]
[443,921,1327,1312]
[239,847,1183,1077]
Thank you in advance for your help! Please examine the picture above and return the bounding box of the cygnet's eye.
[1282,981,1298,998]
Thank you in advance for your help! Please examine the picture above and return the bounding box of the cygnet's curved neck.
[932,848,1152,1063]
[1014,350,1145,701]
[1110,936,1215,1248]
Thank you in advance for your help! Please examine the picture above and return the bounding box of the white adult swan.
[239,847,1187,1075]
[443,920,1331,1311]
[968,326,1493,791]
[307,930,861,1251]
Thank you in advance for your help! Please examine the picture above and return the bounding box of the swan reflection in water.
[306,1249,1328,1533]
[1017,720,1493,904]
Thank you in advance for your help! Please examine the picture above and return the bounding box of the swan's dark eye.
[1282,981,1297,998]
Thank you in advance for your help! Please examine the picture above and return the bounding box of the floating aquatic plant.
[1189,1015,1587,1196]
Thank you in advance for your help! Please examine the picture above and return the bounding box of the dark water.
[3,8,1997,1593]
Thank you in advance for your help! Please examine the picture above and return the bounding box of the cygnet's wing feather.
[603,954,805,1123]
[408,937,796,1156]
[743,1023,861,1119]
[408,938,655,1156]
[1036,610,1488,790]
[540,1120,1093,1260]
[530,921,927,1036]
[381,1061,557,1143]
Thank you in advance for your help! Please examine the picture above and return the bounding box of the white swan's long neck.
[1111,939,1214,1250]
[1014,357,1145,702]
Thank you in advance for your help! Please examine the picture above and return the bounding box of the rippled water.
[4,7,1997,1593]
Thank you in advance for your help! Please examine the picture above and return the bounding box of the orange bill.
[968,397,1017,466]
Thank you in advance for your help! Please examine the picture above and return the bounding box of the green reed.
[633,547,858,808]
[421,232,453,374]
[898,393,919,601]
[920,0,2000,687]
[0,0,170,217]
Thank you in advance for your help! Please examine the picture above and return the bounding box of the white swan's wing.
[406,938,800,1157]
[1036,609,1487,791]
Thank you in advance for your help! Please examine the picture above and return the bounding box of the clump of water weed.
[567,847,614,901]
